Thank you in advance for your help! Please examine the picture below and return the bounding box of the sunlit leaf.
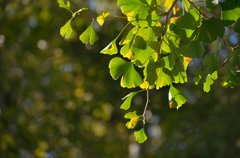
[60,19,73,38]
[79,21,99,45]
[203,71,218,93]
[183,0,191,12]
[221,70,240,88]
[125,111,141,129]
[97,10,111,26]
[58,0,72,13]
[109,57,143,88]
[101,38,118,55]
[172,57,187,84]
[168,84,188,109]
[134,128,147,143]
[121,90,145,110]
[144,59,174,89]
[221,7,240,26]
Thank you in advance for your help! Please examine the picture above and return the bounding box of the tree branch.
[143,84,150,124]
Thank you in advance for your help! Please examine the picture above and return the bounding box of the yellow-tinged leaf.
[129,117,139,128]
[169,101,173,108]
[173,3,180,15]
[169,17,179,24]
[97,10,110,26]
[126,50,133,59]
[125,11,135,21]
[164,0,175,11]
[183,57,193,69]
[140,80,155,89]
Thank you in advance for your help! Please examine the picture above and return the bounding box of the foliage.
[58,0,240,143]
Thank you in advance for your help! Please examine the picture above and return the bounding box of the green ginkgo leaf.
[194,17,225,43]
[168,84,188,109]
[121,90,145,110]
[79,21,99,45]
[101,38,118,55]
[193,68,205,85]
[172,58,187,84]
[60,18,73,38]
[176,40,205,58]
[202,52,218,72]
[205,0,218,11]
[203,71,218,93]
[176,12,197,30]
[226,48,240,67]
[221,70,240,88]
[144,59,174,89]
[97,10,110,26]
[124,111,141,129]
[109,57,143,88]
[57,0,72,13]
[134,128,147,143]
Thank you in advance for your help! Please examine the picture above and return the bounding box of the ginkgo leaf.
[194,17,225,43]
[124,111,141,129]
[205,0,218,11]
[121,90,145,110]
[58,0,72,13]
[134,128,147,143]
[144,59,174,89]
[172,57,187,84]
[221,70,240,88]
[193,68,205,85]
[139,80,155,89]
[164,0,175,11]
[233,18,240,33]
[183,0,191,12]
[79,21,99,45]
[226,48,240,67]
[60,18,73,38]
[101,38,118,55]
[203,71,218,93]
[97,10,110,26]
[176,41,205,58]
[168,84,188,109]
[176,13,197,30]
[202,52,218,72]
[109,57,143,88]
[221,8,240,26]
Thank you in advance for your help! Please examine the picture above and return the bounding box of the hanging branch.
[143,84,150,124]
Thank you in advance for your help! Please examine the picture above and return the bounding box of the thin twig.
[77,14,127,19]
[157,0,178,60]
[188,0,209,20]
[143,84,150,124]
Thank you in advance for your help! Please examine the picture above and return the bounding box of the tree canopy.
[1,0,240,157]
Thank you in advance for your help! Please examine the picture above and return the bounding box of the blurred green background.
[1,0,240,157]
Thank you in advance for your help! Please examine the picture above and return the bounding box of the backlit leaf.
[134,128,147,143]
[58,0,72,13]
[121,90,145,110]
[176,13,197,30]
[60,19,73,38]
[221,70,240,88]
[203,71,218,93]
[125,111,141,129]
[79,21,99,45]
[202,52,218,72]
[109,57,143,88]
[168,84,188,109]
[101,38,118,55]
[97,10,110,26]
[221,7,240,26]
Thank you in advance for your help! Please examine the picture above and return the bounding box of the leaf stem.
[157,0,178,61]
[143,84,150,124]
[188,0,209,20]
[77,14,127,19]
